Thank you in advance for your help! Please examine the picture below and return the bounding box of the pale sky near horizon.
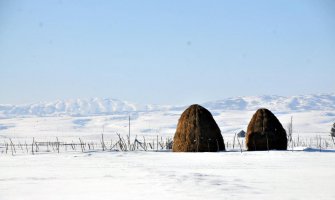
[1,0,335,105]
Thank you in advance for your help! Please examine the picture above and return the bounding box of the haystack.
[246,108,287,151]
[172,104,225,152]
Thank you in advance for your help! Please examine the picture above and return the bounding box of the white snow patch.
[0,151,334,200]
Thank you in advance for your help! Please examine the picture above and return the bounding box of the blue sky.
[1,0,334,105]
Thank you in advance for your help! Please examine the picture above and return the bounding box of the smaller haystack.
[172,104,225,152]
[246,108,287,151]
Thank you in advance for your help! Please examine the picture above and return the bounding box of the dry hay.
[246,108,287,151]
[172,104,225,152]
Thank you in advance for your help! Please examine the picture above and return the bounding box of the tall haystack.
[246,108,287,151]
[172,104,225,152]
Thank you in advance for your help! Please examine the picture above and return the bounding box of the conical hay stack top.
[172,104,225,152]
[246,108,287,151]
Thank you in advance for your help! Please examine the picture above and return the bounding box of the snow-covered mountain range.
[0,94,334,118]
[203,94,335,112]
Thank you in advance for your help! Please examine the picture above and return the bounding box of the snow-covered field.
[0,110,334,152]
[1,150,335,200]
[1,94,335,200]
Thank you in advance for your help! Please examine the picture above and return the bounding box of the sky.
[0,0,335,105]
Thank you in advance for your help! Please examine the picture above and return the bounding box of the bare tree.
[331,122,335,137]
[330,122,335,146]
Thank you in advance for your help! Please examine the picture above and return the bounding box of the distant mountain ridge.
[203,94,335,112]
[0,94,334,118]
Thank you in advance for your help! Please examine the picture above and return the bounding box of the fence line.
[1,133,334,155]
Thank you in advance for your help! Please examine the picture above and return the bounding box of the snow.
[0,110,333,141]
[1,94,335,199]
[1,94,335,117]
[0,94,334,141]
[0,150,334,200]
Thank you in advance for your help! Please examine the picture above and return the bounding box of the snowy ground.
[1,150,335,200]
[0,110,334,140]
[1,95,335,199]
